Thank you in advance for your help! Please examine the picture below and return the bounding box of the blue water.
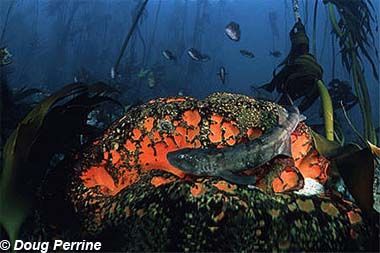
[1,0,379,138]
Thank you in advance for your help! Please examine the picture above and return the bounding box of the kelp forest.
[0,0,379,252]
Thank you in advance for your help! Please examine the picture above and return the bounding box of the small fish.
[138,68,149,78]
[148,71,155,88]
[240,49,255,58]
[225,21,241,41]
[178,90,184,96]
[0,47,12,66]
[162,50,176,61]
[187,48,210,62]
[111,67,116,79]
[269,50,282,58]
[217,66,228,84]
[167,105,306,184]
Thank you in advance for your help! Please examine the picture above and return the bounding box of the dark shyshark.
[167,105,306,184]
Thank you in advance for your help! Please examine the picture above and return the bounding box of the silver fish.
[187,48,210,62]
[217,66,228,84]
[225,21,241,41]
[167,105,306,185]
[162,50,176,61]
[269,50,282,58]
[240,49,255,58]
[187,48,203,61]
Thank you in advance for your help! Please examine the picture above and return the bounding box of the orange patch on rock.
[152,131,161,142]
[143,117,155,132]
[150,176,176,187]
[272,167,302,193]
[209,122,223,143]
[80,165,115,195]
[211,114,223,124]
[125,140,136,152]
[182,110,201,127]
[291,128,328,184]
[298,149,328,183]
[347,211,362,225]
[165,97,187,103]
[118,168,139,190]
[213,180,237,194]
[247,128,263,140]
[132,128,142,140]
[226,138,236,146]
[110,149,122,166]
[173,126,187,146]
[187,127,200,142]
[222,121,240,139]
[190,183,207,197]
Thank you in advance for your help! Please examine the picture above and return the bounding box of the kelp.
[316,80,334,141]
[310,129,375,215]
[112,0,149,77]
[0,82,120,243]
[312,0,318,57]
[324,0,378,144]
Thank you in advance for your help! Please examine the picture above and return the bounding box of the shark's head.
[167,148,203,174]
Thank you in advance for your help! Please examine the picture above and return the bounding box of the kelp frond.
[324,0,378,145]
[324,0,378,80]
[0,82,119,243]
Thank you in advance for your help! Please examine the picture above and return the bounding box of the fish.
[167,105,306,185]
[240,49,255,58]
[217,66,228,84]
[269,50,282,58]
[162,50,176,61]
[138,68,149,78]
[0,47,12,66]
[187,48,210,62]
[225,21,241,41]
[148,71,156,88]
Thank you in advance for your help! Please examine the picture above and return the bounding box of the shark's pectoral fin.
[219,171,257,185]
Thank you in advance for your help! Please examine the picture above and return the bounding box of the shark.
[167,105,306,185]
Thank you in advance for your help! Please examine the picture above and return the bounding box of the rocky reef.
[64,93,370,251]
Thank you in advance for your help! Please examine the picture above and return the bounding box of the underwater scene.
[0,0,379,252]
